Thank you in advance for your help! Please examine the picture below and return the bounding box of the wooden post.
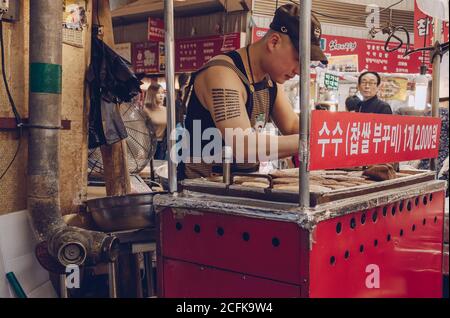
[93,0,131,196]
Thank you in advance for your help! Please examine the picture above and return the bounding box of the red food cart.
[154,111,445,298]
[155,0,446,298]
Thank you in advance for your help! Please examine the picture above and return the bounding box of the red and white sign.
[414,0,449,46]
[252,27,268,43]
[132,33,243,74]
[251,27,421,74]
[321,35,422,74]
[132,41,160,73]
[175,33,242,72]
[309,111,441,170]
[414,0,449,70]
[148,18,165,42]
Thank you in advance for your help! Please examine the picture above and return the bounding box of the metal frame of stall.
[158,0,446,298]
[161,1,314,211]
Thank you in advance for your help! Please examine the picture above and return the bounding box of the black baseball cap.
[270,3,328,65]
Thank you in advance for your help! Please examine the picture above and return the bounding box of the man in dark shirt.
[346,71,392,114]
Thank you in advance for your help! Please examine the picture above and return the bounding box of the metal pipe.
[59,275,68,298]
[144,252,154,297]
[299,0,311,208]
[165,0,177,193]
[108,261,118,298]
[28,0,119,268]
[430,19,442,172]
[223,146,232,185]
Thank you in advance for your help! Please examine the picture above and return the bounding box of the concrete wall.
[0,0,91,216]
[0,0,29,215]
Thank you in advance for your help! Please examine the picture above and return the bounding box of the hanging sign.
[310,110,442,170]
[324,73,339,90]
[148,18,165,42]
[175,33,242,72]
[132,41,159,73]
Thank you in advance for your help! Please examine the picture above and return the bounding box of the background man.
[346,71,393,114]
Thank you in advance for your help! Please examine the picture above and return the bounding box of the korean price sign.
[148,18,165,42]
[324,73,339,90]
[310,111,441,170]
[175,33,242,72]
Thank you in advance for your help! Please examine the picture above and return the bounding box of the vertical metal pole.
[165,0,177,193]
[144,252,154,297]
[28,0,66,241]
[430,19,442,172]
[134,253,144,298]
[108,261,118,298]
[59,275,68,298]
[299,0,311,208]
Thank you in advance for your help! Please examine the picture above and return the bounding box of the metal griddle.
[180,170,436,207]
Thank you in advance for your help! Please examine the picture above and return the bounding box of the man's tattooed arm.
[211,88,241,123]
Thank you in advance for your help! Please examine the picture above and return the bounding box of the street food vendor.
[345,71,393,114]
[180,3,328,179]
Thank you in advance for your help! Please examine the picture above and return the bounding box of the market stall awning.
[111,0,250,20]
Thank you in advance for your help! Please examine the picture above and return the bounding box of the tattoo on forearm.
[212,89,241,122]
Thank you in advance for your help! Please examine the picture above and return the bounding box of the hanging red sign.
[413,0,449,71]
[148,18,165,42]
[132,41,159,74]
[251,27,421,74]
[309,110,441,171]
[321,35,422,74]
[414,0,449,47]
[175,33,242,72]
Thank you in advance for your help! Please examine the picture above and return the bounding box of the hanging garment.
[87,37,142,149]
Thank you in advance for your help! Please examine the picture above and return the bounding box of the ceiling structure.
[112,0,251,25]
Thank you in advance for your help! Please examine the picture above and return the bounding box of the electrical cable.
[0,17,23,181]
[382,24,449,59]
[0,17,22,126]
[284,0,449,60]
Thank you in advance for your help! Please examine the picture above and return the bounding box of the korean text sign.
[148,18,165,42]
[132,42,159,73]
[414,0,449,71]
[252,27,421,74]
[175,33,242,72]
[310,111,441,170]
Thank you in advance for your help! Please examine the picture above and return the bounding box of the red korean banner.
[251,27,421,74]
[175,33,242,72]
[309,111,441,171]
[321,35,422,74]
[132,41,159,73]
[414,0,449,71]
[148,18,165,42]
[414,0,449,47]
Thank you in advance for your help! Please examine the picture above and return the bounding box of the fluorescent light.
[414,74,429,110]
